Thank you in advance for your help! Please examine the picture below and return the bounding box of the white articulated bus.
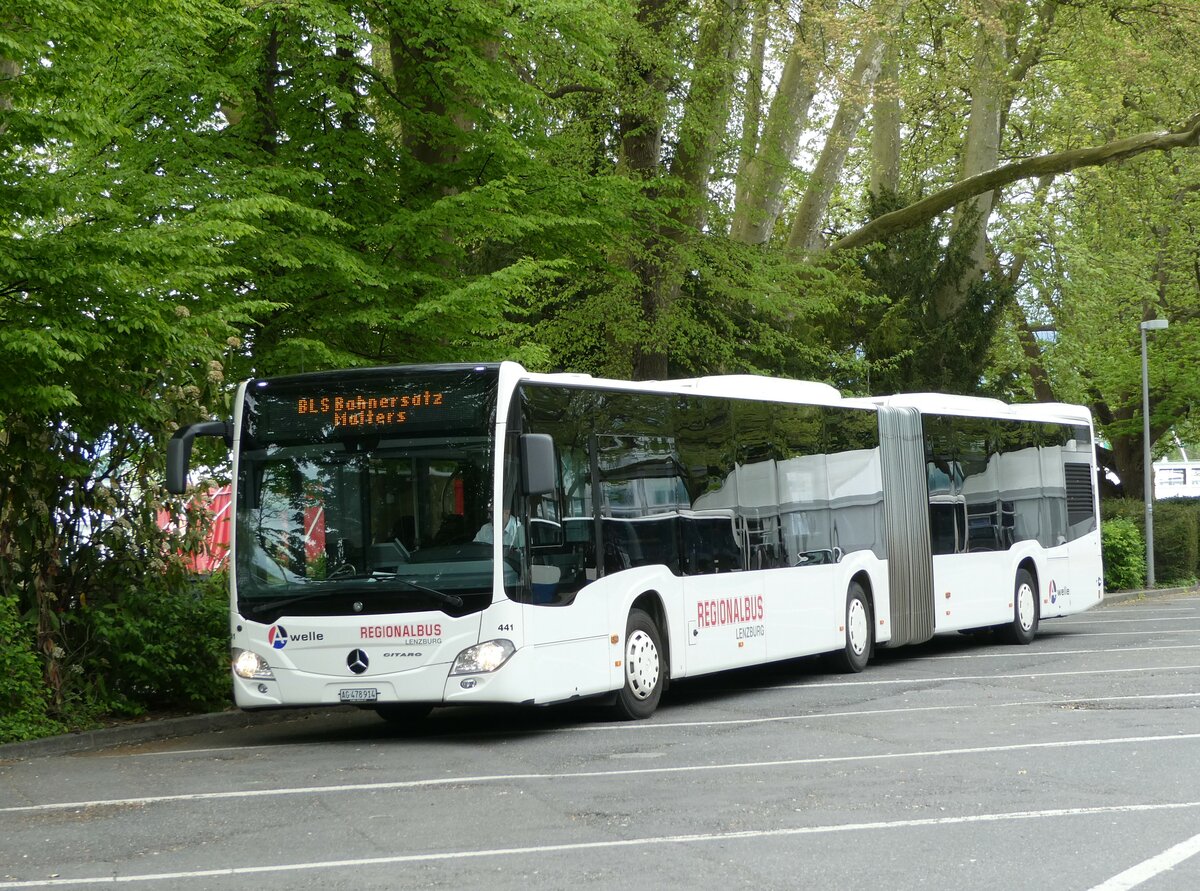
[167,363,1104,721]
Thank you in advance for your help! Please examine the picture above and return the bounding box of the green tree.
[1,0,266,712]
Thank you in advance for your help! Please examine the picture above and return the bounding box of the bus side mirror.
[167,420,231,494]
[520,433,557,496]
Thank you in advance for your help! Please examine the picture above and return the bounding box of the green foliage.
[0,593,64,744]
[64,575,231,716]
[1101,498,1141,524]
[1154,500,1200,585]
[855,191,1017,395]
[1100,517,1146,593]
[1103,498,1200,587]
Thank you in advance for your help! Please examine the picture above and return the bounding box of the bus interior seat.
[530,563,562,604]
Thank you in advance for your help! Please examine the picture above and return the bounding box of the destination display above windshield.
[243,368,498,444]
[295,389,446,429]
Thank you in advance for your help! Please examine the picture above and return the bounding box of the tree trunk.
[624,0,744,380]
[730,3,828,245]
[1015,317,1056,402]
[786,24,888,253]
[932,0,1006,319]
[670,0,747,225]
[0,56,18,139]
[828,114,1200,253]
[737,0,768,181]
[253,21,281,155]
[619,0,684,380]
[1110,427,1143,501]
[868,28,901,202]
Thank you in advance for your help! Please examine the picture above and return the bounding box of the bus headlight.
[450,639,515,675]
[233,648,275,680]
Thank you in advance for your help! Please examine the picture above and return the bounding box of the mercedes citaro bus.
[167,362,1103,721]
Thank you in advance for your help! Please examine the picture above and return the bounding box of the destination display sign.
[295,389,447,429]
[242,368,498,444]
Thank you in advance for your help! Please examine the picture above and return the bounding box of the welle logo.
[267,624,323,649]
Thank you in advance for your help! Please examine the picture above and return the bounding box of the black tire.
[611,608,664,720]
[373,703,433,724]
[830,581,872,673]
[999,567,1039,645]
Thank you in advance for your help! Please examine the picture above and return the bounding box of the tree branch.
[830,113,1200,253]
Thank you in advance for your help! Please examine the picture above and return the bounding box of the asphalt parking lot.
[4,589,1200,890]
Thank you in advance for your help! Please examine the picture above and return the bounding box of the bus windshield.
[233,367,501,621]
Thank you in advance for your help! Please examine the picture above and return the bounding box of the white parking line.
[1099,606,1199,612]
[579,692,1200,732]
[1050,629,1200,637]
[1089,829,1200,890]
[4,800,1200,887]
[763,662,1200,690]
[1055,616,1200,625]
[936,643,1200,660]
[7,731,1200,815]
[117,690,1200,757]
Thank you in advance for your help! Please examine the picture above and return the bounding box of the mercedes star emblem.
[347,649,369,674]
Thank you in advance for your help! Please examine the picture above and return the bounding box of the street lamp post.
[1141,318,1169,589]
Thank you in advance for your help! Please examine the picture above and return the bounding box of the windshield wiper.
[250,576,463,616]
[369,573,464,608]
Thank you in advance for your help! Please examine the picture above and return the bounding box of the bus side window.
[522,385,601,600]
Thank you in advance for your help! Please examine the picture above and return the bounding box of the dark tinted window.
[522,386,600,600]
[734,400,783,569]
[825,408,885,560]
[776,404,831,565]
[676,396,743,573]
[925,414,1096,555]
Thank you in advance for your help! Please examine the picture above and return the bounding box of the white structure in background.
[1155,461,1200,499]
[1153,436,1200,499]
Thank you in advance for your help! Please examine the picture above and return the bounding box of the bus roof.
[510,364,845,406]
[865,392,1093,425]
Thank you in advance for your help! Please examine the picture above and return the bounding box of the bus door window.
[996,421,1043,545]
[924,415,965,555]
[776,404,832,566]
[596,433,683,575]
[957,419,1002,552]
[675,396,742,574]
[520,384,603,601]
[825,408,885,559]
[1038,424,1070,547]
[732,400,783,570]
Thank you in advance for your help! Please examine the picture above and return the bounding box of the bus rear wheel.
[611,609,664,720]
[830,581,872,673]
[999,568,1039,645]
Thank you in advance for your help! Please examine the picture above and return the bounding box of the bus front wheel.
[612,609,664,720]
[999,568,1039,645]
[830,581,872,673]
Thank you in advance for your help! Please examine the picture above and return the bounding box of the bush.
[1152,501,1199,585]
[1101,498,1143,523]
[65,573,232,716]
[1160,498,1200,580]
[0,593,63,744]
[1101,517,1146,592]
[1101,498,1200,588]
